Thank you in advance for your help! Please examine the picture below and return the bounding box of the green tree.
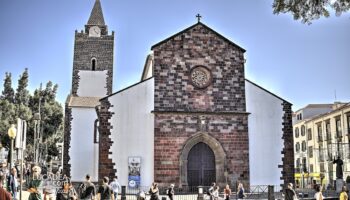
[15,68,30,106]
[0,69,64,165]
[1,72,15,103]
[272,0,350,24]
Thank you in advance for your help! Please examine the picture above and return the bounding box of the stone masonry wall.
[63,104,72,177]
[153,23,246,113]
[71,31,114,96]
[154,113,249,187]
[152,23,249,187]
[280,101,294,189]
[98,98,117,180]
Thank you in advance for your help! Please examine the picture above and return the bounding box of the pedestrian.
[7,167,18,200]
[0,172,11,200]
[27,165,43,200]
[43,172,56,200]
[314,185,324,200]
[97,176,114,200]
[212,186,219,200]
[285,183,297,200]
[167,184,175,200]
[149,182,159,200]
[79,174,96,199]
[237,182,245,200]
[224,184,231,200]
[109,176,121,200]
[56,178,78,200]
[339,186,348,200]
[208,182,216,200]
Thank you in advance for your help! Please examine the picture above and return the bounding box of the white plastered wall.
[77,70,108,97]
[108,78,154,186]
[245,80,285,186]
[69,107,99,182]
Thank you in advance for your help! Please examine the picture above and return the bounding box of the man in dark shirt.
[98,176,114,200]
[0,172,11,200]
[80,174,96,199]
[285,183,297,200]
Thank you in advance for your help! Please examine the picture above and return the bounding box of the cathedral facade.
[64,0,294,188]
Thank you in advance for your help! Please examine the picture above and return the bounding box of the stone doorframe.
[179,133,227,186]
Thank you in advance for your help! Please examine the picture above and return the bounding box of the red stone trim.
[63,104,72,177]
[97,98,116,180]
[280,101,294,189]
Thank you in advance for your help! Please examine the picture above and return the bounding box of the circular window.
[190,66,212,89]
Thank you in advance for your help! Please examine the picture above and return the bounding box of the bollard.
[121,185,126,200]
[197,186,204,200]
[268,185,275,200]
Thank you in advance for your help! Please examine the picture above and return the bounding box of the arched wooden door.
[187,142,216,186]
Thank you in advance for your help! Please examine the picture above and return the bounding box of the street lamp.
[33,112,41,164]
[8,124,17,168]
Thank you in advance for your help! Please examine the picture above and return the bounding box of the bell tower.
[63,0,114,181]
[71,0,114,97]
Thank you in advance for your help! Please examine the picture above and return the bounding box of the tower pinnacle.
[87,0,105,25]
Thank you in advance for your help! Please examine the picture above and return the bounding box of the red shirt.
[0,187,11,200]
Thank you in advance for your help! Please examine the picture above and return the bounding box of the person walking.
[339,186,348,200]
[208,182,216,200]
[7,167,18,200]
[97,177,114,200]
[0,172,11,200]
[237,183,245,200]
[314,185,324,200]
[285,183,297,200]
[212,186,219,200]
[27,165,43,200]
[109,176,121,200]
[56,179,78,200]
[167,184,175,200]
[224,184,231,200]
[79,174,96,200]
[149,182,159,200]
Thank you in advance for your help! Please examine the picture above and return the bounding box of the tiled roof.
[68,96,100,108]
[87,0,105,25]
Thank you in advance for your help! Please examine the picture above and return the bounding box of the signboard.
[128,157,141,188]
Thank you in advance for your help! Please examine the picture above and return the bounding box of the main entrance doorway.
[187,142,216,186]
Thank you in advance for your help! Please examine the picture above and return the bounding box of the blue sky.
[0,0,349,111]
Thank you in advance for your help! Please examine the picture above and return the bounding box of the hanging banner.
[128,157,141,188]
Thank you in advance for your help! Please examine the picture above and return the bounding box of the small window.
[91,58,96,71]
[301,125,306,136]
[309,164,313,173]
[307,128,312,140]
[302,141,306,152]
[295,142,300,152]
[295,127,300,138]
[308,146,313,158]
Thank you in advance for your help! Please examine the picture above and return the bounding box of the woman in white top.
[314,185,324,200]
[212,186,220,200]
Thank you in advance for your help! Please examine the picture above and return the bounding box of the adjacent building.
[293,103,350,188]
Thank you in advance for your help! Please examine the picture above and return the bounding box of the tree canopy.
[0,69,64,164]
[273,0,350,24]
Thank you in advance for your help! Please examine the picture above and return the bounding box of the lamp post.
[33,112,41,164]
[8,124,17,168]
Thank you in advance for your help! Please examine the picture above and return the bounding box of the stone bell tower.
[63,0,114,181]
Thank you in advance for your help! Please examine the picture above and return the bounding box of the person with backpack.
[79,174,96,200]
[167,184,175,200]
[109,176,121,200]
[97,177,114,200]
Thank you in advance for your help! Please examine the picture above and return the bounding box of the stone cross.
[196,14,202,22]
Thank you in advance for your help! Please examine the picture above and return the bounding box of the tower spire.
[87,0,105,25]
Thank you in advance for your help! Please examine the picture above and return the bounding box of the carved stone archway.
[179,133,227,186]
